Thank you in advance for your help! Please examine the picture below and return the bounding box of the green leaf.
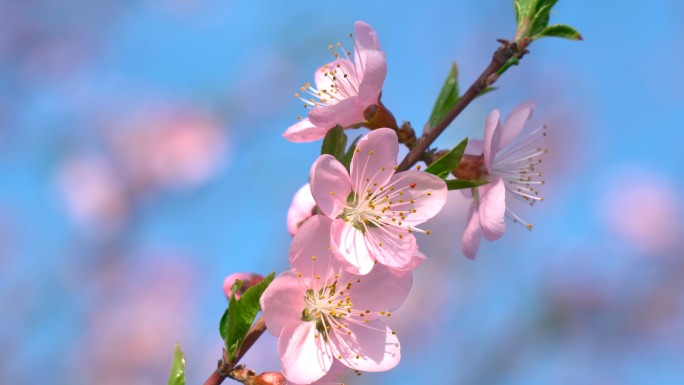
[224,272,275,362]
[321,126,347,162]
[514,0,538,23]
[167,342,186,385]
[341,135,362,171]
[425,138,468,179]
[477,86,498,98]
[446,179,489,190]
[219,307,229,341]
[534,24,583,41]
[427,62,460,130]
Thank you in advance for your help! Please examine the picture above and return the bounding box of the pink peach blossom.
[261,215,410,384]
[309,128,447,274]
[460,101,546,259]
[283,21,386,142]
[287,184,317,235]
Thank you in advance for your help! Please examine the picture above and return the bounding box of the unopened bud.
[247,372,286,385]
[223,273,265,300]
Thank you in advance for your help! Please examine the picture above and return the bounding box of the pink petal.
[382,170,447,226]
[364,226,417,270]
[283,118,331,143]
[461,204,482,259]
[356,50,386,107]
[260,271,307,337]
[478,177,506,241]
[329,319,400,372]
[289,215,339,279]
[464,138,484,156]
[349,128,398,193]
[223,272,264,300]
[309,155,351,218]
[339,264,412,314]
[330,219,375,275]
[390,248,426,273]
[482,108,501,171]
[498,100,536,152]
[287,183,317,236]
[354,21,381,52]
[308,97,366,129]
[279,322,333,384]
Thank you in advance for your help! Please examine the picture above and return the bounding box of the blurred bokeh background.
[1,0,682,384]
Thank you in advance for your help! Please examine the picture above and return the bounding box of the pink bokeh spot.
[284,21,387,142]
[309,128,447,273]
[261,215,410,384]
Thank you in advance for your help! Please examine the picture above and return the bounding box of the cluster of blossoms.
[251,20,546,384]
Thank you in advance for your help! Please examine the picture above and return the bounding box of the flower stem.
[396,39,529,172]
[203,317,267,385]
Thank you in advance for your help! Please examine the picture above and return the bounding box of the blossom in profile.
[260,215,411,384]
[309,128,447,274]
[287,184,317,236]
[458,101,546,259]
[283,21,386,142]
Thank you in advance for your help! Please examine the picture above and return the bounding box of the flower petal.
[464,138,484,156]
[390,248,426,273]
[349,128,398,194]
[482,108,501,171]
[308,97,366,129]
[287,183,317,236]
[354,21,381,52]
[364,226,417,270]
[382,170,447,226]
[261,271,307,337]
[340,264,412,314]
[461,204,482,260]
[478,177,506,241]
[329,319,400,372]
[356,50,386,107]
[283,118,331,143]
[290,215,339,279]
[330,219,375,275]
[310,155,351,218]
[279,322,333,384]
[498,100,536,152]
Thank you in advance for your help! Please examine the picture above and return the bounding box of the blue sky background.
[1,1,683,384]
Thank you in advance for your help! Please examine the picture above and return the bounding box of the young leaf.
[224,272,275,362]
[534,24,583,41]
[427,62,460,130]
[219,307,230,341]
[425,138,468,179]
[321,126,347,162]
[167,342,186,385]
[445,179,489,190]
[341,135,362,171]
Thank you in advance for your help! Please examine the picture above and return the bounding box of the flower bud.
[223,273,264,300]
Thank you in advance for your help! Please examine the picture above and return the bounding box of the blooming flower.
[458,101,546,259]
[261,215,411,384]
[309,128,447,274]
[283,21,386,142]
[287,184,317,236]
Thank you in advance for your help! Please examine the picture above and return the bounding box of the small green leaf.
[167,342,186,385]
[477,86,498,98]
[341,135,362,171]
[529,2,554,35]
[514,0,538,23]
[534,24,583,41]
[321,126,347,162]
[219,307,229,340]
[425,138,468,179]
[427,62,460,130]
[224,272,275,362]
[445,179,489,190]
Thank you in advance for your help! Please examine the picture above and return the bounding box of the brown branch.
[203,317,268,385]
[396,39,529,172]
